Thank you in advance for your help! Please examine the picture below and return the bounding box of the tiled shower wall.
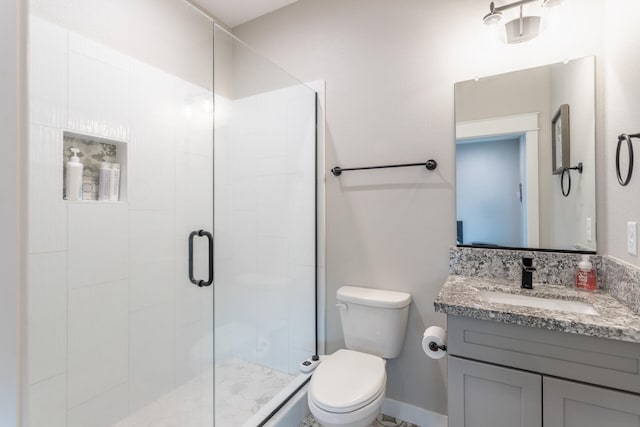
[213,46,317,374]
[27,16,214,426]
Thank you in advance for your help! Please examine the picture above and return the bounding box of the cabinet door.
[448,356,541,427]
[544,377,640,427]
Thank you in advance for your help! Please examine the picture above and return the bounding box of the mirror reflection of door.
[456,135,526,247]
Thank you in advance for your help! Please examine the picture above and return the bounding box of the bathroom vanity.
[435,273,640,427]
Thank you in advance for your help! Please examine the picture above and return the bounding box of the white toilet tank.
[337,286,411,359]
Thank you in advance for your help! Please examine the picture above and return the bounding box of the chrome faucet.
[521,256,536,289]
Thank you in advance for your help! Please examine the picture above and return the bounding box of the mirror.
[455,56,596,252]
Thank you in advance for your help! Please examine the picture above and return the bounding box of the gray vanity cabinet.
[448,356,542,427]
[543,377,640,427]
[446,315,640,427]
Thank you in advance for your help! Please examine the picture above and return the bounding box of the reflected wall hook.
[560,162,583,197]
[616,133,640,186]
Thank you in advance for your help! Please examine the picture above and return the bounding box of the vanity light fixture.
[482,0,563,44]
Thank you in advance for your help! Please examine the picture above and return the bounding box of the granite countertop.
[434,275,640,343]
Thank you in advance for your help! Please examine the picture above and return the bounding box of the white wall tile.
[288,265,316,364]
[255,155,287,176]
[68,280,128,408]
[286,89,316,173]
[130,59,176,117]
[175,322,203,386]
[175,81,213,157]
[175,237,201,327]
[29,374,67,427]
[256,175,289,237]
[128,109,176,211]
[68,31,131,72]
[28,125,67,253]
[199,328,214,373]
[231,320,257,365]
[67,203,129,289]
[28,17,68,128]
[234,93,287,160]
[175,152,213,239]
[256,318,289,373]
[213,321,233,365]
[222,88,317,369]
[130,210,175,311]
[256,236,288,281]
[68,50,130,141]
[230,210,258,278]
[28,252,67,384]
[67,382,129,427]
[129,302,175,412]
[230,177,259,211]
[213,258,233,341]
[256,277,289,322]
[199,285,214,370]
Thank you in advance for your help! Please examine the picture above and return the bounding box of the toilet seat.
[309,349,386,413]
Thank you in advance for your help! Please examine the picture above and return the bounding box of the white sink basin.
[479,291,599,315]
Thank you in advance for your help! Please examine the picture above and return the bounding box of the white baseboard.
[263,383,448,427]
[381,398,447,427]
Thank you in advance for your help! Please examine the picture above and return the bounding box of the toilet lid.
[310,349,386,413]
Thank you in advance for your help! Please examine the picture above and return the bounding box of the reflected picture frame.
[551,104,570,175]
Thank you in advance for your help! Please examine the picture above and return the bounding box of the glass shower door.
[212,26,317,426]
[26,1,215,425]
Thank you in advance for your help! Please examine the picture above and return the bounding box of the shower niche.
[62,131,127,202]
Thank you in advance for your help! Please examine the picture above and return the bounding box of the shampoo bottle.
[109,163,120,201]
[98,162,112,201]
[65,148,83,201]
[575,255,597,291]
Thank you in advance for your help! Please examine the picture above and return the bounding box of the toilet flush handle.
[336,303,348,311]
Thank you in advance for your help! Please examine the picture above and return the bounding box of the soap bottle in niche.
[98,162,112,201]
[575,255,597,291]
[65,148,83,201]
[109,163,120,201]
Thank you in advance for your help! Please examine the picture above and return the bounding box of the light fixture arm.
[490,0,539,14]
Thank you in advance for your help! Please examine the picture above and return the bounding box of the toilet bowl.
[308,349,386,427]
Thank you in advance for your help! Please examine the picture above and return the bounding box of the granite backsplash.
[449,247,640,315]
[449,246,603,288]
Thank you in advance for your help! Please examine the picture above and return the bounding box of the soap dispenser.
[65,148,83,201]
[575,255,597,291]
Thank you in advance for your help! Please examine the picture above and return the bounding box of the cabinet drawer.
[448,315,640,394]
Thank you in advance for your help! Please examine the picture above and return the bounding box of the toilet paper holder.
[428,341,447,352]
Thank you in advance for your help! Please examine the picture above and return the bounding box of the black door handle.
[188,229,213,287]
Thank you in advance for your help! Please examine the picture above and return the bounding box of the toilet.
[308,286,412,427]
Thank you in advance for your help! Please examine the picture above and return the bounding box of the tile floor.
[113,358,294,426]
[300,413,418,427]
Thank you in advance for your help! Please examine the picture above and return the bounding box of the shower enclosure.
[26,1,317,426]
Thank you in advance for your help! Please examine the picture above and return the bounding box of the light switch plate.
[586,217,592,242]
[628,221,637,255]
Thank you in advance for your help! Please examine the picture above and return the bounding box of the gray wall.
[234,0,605,415]
[31,0,213,89]
[549,59,596,251]
[603,1,640,266]
[0,0,26,424]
